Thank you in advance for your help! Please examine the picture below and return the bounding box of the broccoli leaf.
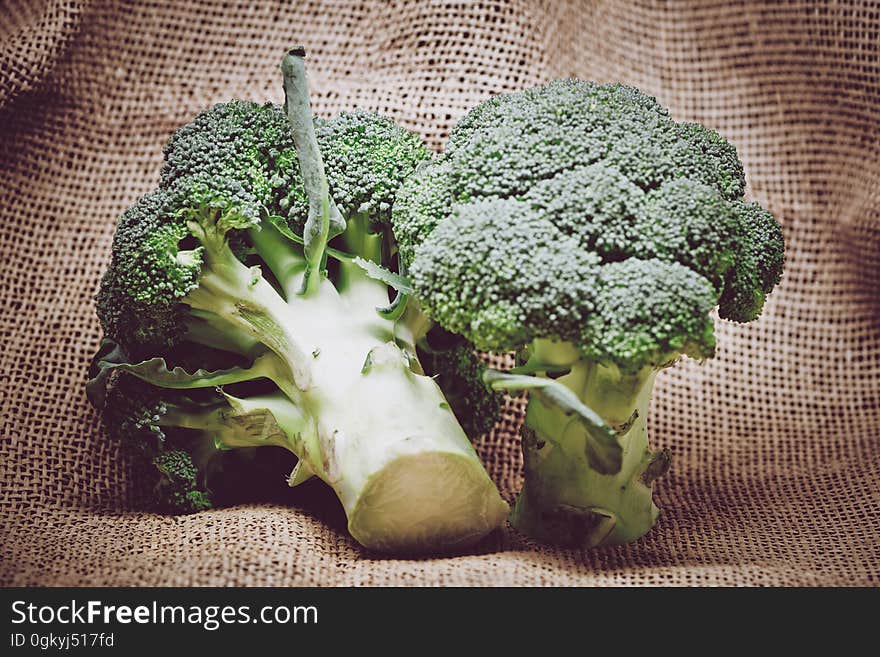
[351,257,415,295]
[87,338,276,408]
[483,369,622,474]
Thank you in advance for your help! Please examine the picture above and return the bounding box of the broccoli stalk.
[487,341,669,547]
[90,49,507,552]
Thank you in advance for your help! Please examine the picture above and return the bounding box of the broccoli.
[88,49,508,552]
[399,79,785,548]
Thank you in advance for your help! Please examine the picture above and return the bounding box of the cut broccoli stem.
[506,339,670,548]
[273,278,506,550]
[307,340,508,551]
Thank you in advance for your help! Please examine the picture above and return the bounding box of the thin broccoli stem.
[160,393,311,454]
[248,219,307,299]
[303,339,508,551]
[335,213,382,289]
[332,213,395,314]
[393,296,433,362]
[509,340,670,548]
[337,213,383,263]
[281,47,345,296]
[185,311,265,357]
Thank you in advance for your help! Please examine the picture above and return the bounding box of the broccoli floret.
[428,344,504,439]
[401,79,785,548]
[152,450,213,514]
[311,110,432,224]
[521,163,644,255]
[100,371,215,513]
[635,178,741,290]
[675,122,746,200]
[392,157,454,267]
[95,176,264,357]
[719,201,786,322]
[95,190,196,355]
[446,80,670,157]
[582,258,718,371]
[89,49,508,552]
[101,371,173,454]
[417,329,505,440]
[161,99,300,206]
[411,198,600,351]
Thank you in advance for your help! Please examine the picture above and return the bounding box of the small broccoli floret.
[95,175,265,359]
[314,111,432,223]
[391,157,454,267]
[583,259,718,372]
[521,163,644,256]
[635,178,741,290]
[719,201,786,322]
[401,78,785,549]
[152,450,213,514]
[95,190,196,355]
[268,110,431,267]
[418,333,505,439]
[675,122,746,200]
[311,110,432,282]
[101,371,173,454]
[101,371,215,513]
[162,99,300,213]
[100,364,307,514]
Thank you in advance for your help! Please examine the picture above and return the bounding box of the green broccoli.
[399,79,785,548]
[89,49,507,552]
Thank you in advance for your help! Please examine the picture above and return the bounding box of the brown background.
[1,0,878,586]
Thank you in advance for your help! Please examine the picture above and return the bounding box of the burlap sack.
[1,0,877,587]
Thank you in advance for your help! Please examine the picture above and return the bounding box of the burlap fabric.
[1,0,878,587]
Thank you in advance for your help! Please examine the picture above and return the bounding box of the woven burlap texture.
[1,0,878,587]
